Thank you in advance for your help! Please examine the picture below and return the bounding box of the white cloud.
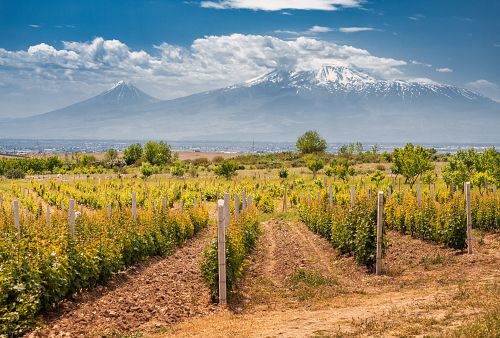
[29,24,40,28]
[411,60,432,68]
[436,67,453,73]
[275,25,333,35]
[408,14,425,21]
[308,26,333,33]
[339,27,375,33]
[467,79,500,102]
[0,34,407,116]
[468,79,497,88]
[408,77,439,85]
[200,0,363,11]
[494,43,500,48]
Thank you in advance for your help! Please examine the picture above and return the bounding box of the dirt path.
[162,221,500,337]
[30,226,220,337]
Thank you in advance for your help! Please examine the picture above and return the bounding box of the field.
[0,149,499,337]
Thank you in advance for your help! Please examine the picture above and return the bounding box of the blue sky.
[0,0,499,117]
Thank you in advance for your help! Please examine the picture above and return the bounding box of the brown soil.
[161,222,500,338]
[29,226,220,337]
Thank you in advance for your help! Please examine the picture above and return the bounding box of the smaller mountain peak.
[110,80,130,90]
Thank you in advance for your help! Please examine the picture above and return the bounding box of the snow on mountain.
[0,66,499,142]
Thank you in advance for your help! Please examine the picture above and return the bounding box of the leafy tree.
[278,168,289,179]
[333,160,356,182]
[123,143,143,165]
[355,142,364,155]
[215,160,238,180]
[472,172,494,195]
[140,161,154,179]
[370,170,385,187]
[391,144,433,188]
[170,160,186,177]
[422,170,437,190]
[305,155,324,178]
[324,167,335,177]
[104,148,118,163]
[370,144,380,155]
[296,130,327,154]
[144,141,172,165]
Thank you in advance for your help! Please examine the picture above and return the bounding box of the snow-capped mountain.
[1,66,499,142]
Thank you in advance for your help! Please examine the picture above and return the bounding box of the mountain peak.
[98,80,159,105]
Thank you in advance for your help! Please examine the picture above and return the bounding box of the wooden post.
[307,193,311,206]
[368,188,372,200]
[223,193,230,230]
[234,193,239,217]
[162,197,166,210]
[46,205,50,225]
[217,199,227,305]
[132,192,137,221]
[153,200,157,210]
[350,185,355,208]
[179,199,183,211]
[329,185,333,208]
[417,184,421,206]
[247,196,253,207]
[317,191,321,203]
[283,187,287,212]
[13,200,20,231]
[193,197,197,210]
[107,203,111,219]
[388,186,392,200]
[242,189,247,211]
[376,191,384,275]
[68,199,75,236]
[465,182,472,254]
[0,193,2,208]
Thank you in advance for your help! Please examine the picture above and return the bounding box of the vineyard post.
[376,191,384,275]
[0,193,2,208]
[242,189,247,211]
[388,186,392,200]
[307,193,311,206]
[368,188,372,200]
[234,193,239,217]
[283,187,287,212]
[465,182,472,254]
[46,205,50,225]
[161,197,166,210]
[350,185,355,208]
[223,193,230,230]
[132,192,137,221]
[199,192,203,206]
[329,185,333,209]
[179,200,183,211]
[107,203,111,220]
[13,200,20,232]
[68,199,75,236]
[417,184,422,206]
[153,200,157,211]
[430,185,434,200]
[193,197,197,210]
[247,196,253,207]
[217,199,227,305]
[317,191,321,203]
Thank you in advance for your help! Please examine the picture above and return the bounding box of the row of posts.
[217,189,253,305]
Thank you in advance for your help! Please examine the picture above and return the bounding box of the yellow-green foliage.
[0,205,208,336]
[298,196,382,269]
[200,207,260,301]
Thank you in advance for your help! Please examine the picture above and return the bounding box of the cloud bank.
[200,0,363,11]
[0,34,407,116]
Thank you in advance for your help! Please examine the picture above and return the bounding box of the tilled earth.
[29,226,220,337]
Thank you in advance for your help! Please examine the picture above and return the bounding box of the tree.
[305,155,324,178]
[144,141,172,165]
[332,159,355,182]
[215,160,238,180]
[170,160,186,177]
[370,170,385,187]
[391,143,433,188]
[140,162,154,179]
[123,143,143,165]
[296,130,327,154]
[278,168,289,179]
[104,148,118,163]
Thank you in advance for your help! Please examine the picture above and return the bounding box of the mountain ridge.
[1,65,499,142]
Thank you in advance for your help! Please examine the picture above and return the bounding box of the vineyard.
[0,147,499,336]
